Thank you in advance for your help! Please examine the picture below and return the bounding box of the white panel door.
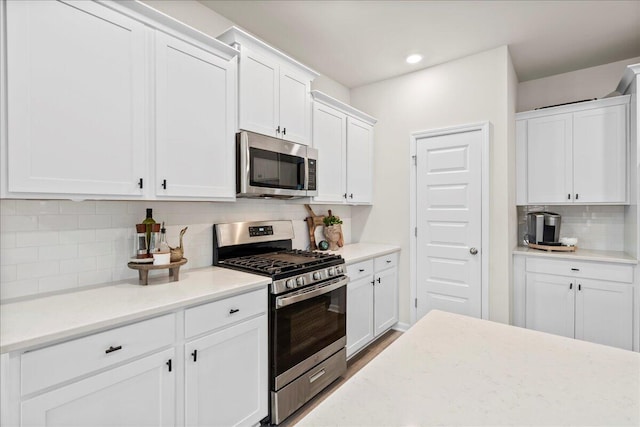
[346,117,374,204]
[239,49,278,138]
[155,32,236,199]
[573,104,627,203]
[279,66,311,145]
[185,316,268,427]
[373,267,398,336]
[527,113,573,203]
[312,103,347,203]
[21,349,175,427]
[525,272,574,338]
[346,276,375,358]
[575,279,633,350]
[6,0,146,196]
[416,130,482,319]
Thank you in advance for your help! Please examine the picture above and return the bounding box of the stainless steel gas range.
[213,220,347,425]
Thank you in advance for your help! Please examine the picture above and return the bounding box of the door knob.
[469,247,478,255]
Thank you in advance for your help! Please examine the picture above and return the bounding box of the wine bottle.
[142,208,156,254]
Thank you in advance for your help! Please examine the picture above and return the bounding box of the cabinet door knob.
[578,284,582,291]
[376,277,381,283]
[276,125,280,134]
[575,193,579,200]
[282,127,286,135]
[349,193,353,199]
[569,283,573,290]
[343,193,347,199]
[567,193,571,200]
[470,247,478,255]
[138,178,143,189]
[191,349,198,362]
[166,359,172,372]
[162,179,167,190]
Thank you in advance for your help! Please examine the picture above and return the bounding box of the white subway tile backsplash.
[0,200,352,300]
[1,215,38,232]
[17,231,59,247]
[38,244,79,261]
[38,215,78,230]
[1,265,17,282]
[59,200,96,214]
[60,257,97,274]
[39,274,78,293]
[78,215,111,229]
[1,232,16,249]
[16,200,60,215]
[1,279,39,300]
[78,242,111,257]
[2,247,38,266]
[79,270,113,287]
[17,261,59,280]
[0,200,17,215]
[59,230,96,244]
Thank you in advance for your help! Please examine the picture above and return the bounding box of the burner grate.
[219,250,342,275]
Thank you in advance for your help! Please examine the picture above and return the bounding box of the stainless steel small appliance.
[236,131,318,199]
[527,212,561,245]
[213,220,346,425]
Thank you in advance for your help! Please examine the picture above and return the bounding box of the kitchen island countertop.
[298,310,640,426]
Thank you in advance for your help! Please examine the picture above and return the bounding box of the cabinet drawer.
[374,253,398,272]
[185,288,266,339]
[21,313,175,396]
[526,257,633,283]
[346,260,374,281]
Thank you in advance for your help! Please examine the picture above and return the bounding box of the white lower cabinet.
[2,289,269,427]
[185,316,268,427]
[515,255,634,350]
[346,253,399,358]
[21,349,175,427]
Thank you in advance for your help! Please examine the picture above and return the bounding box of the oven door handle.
[276,277,348,309]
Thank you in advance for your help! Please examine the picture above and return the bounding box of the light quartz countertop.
[325,242,400,264]
[0,267,270,354]
[513,246,637,264]
[299,310,640,426]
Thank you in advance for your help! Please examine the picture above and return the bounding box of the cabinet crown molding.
[105,1,240,59]
[311,90,377,125]
[515,95,630,121]
[616,63,640,95]
[217,26,319,80]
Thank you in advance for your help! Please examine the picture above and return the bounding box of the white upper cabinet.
[311,91,377,205]
[2,0,239,200]
[155,32,237,200]
[217,27,319,145]
[5,0,147,197]
[516,96,629,205]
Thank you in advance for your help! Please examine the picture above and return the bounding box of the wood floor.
[278,329,403,426]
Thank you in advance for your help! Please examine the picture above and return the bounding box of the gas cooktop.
[218,249,343,277]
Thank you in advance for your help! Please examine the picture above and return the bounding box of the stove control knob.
[296,276,305,286]
[327,267,335,277]
[335,265,344,274]
[313,271,322,280]
[286,279,296,289]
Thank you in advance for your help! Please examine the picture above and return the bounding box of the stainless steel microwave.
[236,131,318,198]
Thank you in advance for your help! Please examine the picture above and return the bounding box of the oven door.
[237,131,309,197]
[272,276,347,390]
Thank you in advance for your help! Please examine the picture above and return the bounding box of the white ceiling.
[200,0,640,88]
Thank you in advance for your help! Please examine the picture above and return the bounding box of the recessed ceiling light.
[406,54,423,64]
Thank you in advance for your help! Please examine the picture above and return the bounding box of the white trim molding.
[409,121,491,324]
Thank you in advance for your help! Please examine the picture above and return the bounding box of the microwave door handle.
[303,157,310,191]
[276,277,348,309]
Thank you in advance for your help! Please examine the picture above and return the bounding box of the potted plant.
[323,211,343,250]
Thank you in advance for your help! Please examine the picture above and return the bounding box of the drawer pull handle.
[105,345,122,354]
[569,283,573,290]
[386,260,392,263]
[192,349,198,362]
[571,268,580,272]
[229,308,240,315]
[309,368,325,383]
[359,269,365,272]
